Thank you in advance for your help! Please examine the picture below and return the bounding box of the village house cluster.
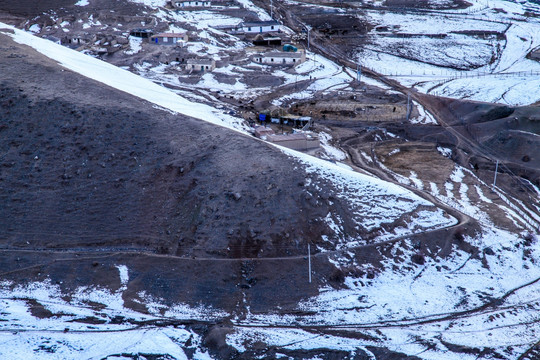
[126,3,315,149]
[37,1,316,152]
[38,1,307,73]
[124,4,305,73]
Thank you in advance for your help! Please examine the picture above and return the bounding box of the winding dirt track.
[264,0,540,230]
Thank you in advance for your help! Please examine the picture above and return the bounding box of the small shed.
[266,132,319,151]
[186,58,216,72]
[253,126,275,139]
[254,51,305,66]
[277,115,312,128]
[62,34,91,47]
[242,20,281,34]
[151,32,188,46]
[130,29,154,38]
[252,34,282,46]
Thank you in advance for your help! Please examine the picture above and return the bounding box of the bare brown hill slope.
[0,32,344,259]
[0,31,345,312]
[0,29,462,319]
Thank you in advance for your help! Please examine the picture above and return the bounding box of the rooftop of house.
[261,51,304,58]
[187,58,215,65]
[254,126,275,133]
[280,115,311,121]
[242,20,280,27]
[130,28,153,33]
[266,133,317,142]
[152,32,187,38]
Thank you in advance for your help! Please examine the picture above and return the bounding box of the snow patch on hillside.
[1,23,247,132]
[230,226,540,359]
[357,0,540,105]
[279,146,457,242]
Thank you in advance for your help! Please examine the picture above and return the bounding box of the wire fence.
[380,70,540,79]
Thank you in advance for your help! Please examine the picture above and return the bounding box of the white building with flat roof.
[175,1,211,8]
[254,51,305,66]
[241,20,281,34]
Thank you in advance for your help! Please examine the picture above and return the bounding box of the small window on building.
[271,58,274,62]
[248,27,251,31]
[271,26,275,30]
[293,59,296,62]
[163,37,168,43]
[283,58,286,63]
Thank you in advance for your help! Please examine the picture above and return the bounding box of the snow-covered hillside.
[2,0,540,358]
[358,0,540,105]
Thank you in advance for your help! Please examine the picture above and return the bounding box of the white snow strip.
[125,36,143,55]
[0,24,246,132]
[116,265,129,287]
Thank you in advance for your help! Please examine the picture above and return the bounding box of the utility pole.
[406,93,411,122]
[308,244,312,283]
[493,160,499,189]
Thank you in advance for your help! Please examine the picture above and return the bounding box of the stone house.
[150,32,188,46]
[254,51,305,66]
[241,20,281,34]
[186,58,216,72]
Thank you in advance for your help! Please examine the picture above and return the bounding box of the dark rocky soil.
[0,32,340,259]
[0,31,342,307]
[0,0,77,17]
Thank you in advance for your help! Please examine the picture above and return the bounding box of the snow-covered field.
[228,227,540,359]
[0,270,215,359]
[358,0,540,105]
[126,0,540,107]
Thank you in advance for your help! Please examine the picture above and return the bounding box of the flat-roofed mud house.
[266,133,319,151]
[130,28,154,38]
[186,58,216,72]
[150,32,188,46]
[254,51,305,66]
[241,20,281,34]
